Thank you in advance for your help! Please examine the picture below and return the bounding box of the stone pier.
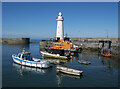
[0,38,30,44]
[71,38,119,56]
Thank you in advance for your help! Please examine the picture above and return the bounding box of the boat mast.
[106,29,108,38]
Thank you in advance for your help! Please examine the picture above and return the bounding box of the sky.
[2,2,118,39]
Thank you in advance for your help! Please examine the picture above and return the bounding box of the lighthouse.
[56,12,64,40]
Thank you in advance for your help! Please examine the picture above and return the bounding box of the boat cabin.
[49,40,74,50]
[17,52,31,60]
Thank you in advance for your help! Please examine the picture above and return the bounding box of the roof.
[18,52,31,55]
[18,53,24,55]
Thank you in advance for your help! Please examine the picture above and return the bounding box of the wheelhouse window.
[18,54,21,58]
[22,55,24,58]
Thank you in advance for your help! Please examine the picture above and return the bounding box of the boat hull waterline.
[40,51,72,60]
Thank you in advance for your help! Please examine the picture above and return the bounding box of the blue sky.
[2,2,118,39]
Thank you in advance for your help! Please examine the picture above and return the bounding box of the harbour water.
[2,40,119,87]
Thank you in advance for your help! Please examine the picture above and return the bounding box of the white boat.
[12,49,51,68]
[40,51,72,60]
[56,66,83,76]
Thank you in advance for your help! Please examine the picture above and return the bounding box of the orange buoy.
[101,54,111,57]
[69,51,71,54]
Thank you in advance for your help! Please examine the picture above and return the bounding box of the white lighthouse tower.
[56,12,64,40]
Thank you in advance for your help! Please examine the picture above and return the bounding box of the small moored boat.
[78,60,91,65]
[12,49,51,68]
[99,40,112,57]
[56,66,83,76]
[40,51,72,60]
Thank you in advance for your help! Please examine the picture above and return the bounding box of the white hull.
[40,51,68,59]
[57,66,83,76]
[13,57,50,68]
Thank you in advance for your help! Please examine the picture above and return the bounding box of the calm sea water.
[2,40,119,87]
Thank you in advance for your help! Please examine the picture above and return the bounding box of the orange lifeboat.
[49,40,73,51]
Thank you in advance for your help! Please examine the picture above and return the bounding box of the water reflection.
[13,63,52,76]
[56,73,63,87]
[43,58,73,65]
[44,58,68,62]
[98,55,118,71]
[56,72,83,87]
[57,72,83,79]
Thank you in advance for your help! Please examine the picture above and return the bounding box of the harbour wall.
[0,38,30,44]
[71,38,119,56]
[71,38,118,48]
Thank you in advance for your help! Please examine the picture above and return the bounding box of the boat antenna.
[106,29,108,38]
[22,48,25,53]
[65,33,68,37]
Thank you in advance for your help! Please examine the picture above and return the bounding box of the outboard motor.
[77,48,82,53]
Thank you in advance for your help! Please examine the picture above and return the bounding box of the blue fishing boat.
[12,49,51,68]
